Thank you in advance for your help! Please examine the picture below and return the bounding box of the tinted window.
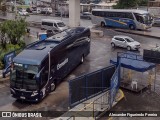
[125,13,134,19]
[125,38,134,42]
[134,13,144,23]
[99,11,105,17]
[42,22,53,26]
[54,23,58,28]
[115,37,125,41]
[57,22,65,27]
[92,11,99,16]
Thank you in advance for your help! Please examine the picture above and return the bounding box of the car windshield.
[57,22,65,27]
[125,37,134,42]
[10,63,39,91]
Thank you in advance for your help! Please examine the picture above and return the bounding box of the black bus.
[10,27,91,102]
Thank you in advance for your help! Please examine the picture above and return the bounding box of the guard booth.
[110,52,156,93]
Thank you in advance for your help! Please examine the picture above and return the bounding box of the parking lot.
[0,25,160,120]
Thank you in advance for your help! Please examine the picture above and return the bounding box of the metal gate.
[69,65,116,108]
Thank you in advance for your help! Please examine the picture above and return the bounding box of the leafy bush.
[0,44,22,70]
[0,61,4,70]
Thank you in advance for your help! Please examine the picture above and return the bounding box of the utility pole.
[147,0,149,11]
[60,2,63,20]
[15,0,17,19]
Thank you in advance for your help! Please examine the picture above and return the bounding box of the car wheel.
[50,81,56,92]
[80,55,84,64]
[111,43,115,48]
[127,46,131,51]
[129,24,135,30]
[101,22,105,27]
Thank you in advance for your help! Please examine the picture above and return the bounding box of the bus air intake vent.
[36,46,46,50]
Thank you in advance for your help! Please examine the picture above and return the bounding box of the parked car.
[153,17,160,25]
[80,12,92,20]
[111,35,141,50]
[55,11,69,17]
[55,11,61,17]
[18,9,29,16]
[32,7,41,14]
[26,8,32,13]
[41,7,52,14]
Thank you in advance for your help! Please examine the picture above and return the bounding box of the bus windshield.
[10,63,39,91]
[134,13,152,24]
[143,14,152,24]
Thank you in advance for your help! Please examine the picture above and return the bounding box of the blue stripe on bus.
[104,17,136,29]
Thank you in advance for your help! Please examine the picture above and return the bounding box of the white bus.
[91,9,153,30]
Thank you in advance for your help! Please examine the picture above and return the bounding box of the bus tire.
[50,81,56,92]
[129,24,135,30]
[80,55,84,64]
[101,22,105,27]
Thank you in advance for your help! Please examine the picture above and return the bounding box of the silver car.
[111,35,141,50]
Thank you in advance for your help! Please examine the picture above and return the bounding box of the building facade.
[149,0,160,7]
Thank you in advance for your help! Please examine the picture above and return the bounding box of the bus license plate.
[20,96,25,99]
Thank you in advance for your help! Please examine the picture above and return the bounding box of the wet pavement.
[0,13,93,28]
[115,27,160,39]
[0,26,160,120]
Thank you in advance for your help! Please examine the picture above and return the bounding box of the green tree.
[113,0,139,9]
[0,21,8,49]
[0,18,27,47]
[113,0,148,9]
[5,18,27,45]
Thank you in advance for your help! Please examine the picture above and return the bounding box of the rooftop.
[92,9,149,14]
[13,40,59,65]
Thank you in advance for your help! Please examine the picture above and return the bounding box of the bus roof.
[92,9,149,14]
[41,19,63,23]
[13,40,58,65]
[14,31,71,65]
[13,27,88,66]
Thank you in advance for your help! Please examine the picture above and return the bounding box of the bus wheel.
[80,55,84,64]
[50,81,56,92]
[129,24,135,30]
[101,22,105,27]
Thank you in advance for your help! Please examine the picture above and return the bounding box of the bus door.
[39,59,51,98]
[54,45,69,81]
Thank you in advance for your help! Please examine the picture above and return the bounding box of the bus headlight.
[31,91,38,97]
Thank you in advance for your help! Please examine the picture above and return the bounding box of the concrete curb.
[0,71,10,84]
[114,29,160,39]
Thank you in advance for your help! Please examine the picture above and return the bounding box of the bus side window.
[125,13,134,20]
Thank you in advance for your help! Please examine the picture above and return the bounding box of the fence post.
[93,101,94,118]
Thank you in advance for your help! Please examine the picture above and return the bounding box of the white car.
[111,35,141,50]
[19,9,29,16]
[153,17,160,25]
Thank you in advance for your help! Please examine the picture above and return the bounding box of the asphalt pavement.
[0,13,160,120]
[0,28,160,120]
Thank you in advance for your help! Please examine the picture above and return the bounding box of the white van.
[41,7,52,14]
[41,19,68,32]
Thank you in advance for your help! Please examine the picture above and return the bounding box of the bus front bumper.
[10,88,40,102]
